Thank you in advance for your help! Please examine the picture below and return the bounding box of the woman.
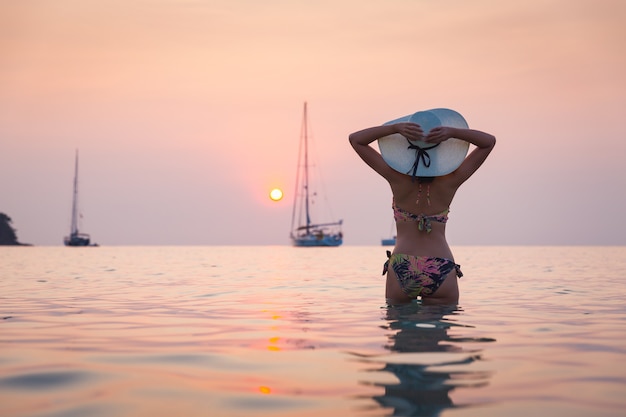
[349,110,495,305]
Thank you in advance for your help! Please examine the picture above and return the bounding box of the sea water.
[1,246,625,417]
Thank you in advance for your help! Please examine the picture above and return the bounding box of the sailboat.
[290,102,343,247]
[64,150,97,247]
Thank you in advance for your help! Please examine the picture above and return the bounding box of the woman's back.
[391,175,458,259]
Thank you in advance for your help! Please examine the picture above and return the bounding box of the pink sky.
[1,0,625,245]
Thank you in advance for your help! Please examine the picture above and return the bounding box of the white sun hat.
[377,108,470,178]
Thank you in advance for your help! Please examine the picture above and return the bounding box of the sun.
[269,188,283,202]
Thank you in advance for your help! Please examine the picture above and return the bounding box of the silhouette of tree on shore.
[0,212,27,245]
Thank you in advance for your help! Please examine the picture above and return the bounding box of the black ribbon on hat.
[406,138,440,181]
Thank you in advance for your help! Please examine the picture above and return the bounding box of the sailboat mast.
[303,102,311,233]
[70,150,80,236]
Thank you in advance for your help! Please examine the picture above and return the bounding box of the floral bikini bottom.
[382,251,463,298]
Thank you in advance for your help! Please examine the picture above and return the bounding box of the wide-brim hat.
[378,108,469,177]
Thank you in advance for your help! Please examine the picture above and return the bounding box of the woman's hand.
[424,126,454,144]
[395,123,424,142]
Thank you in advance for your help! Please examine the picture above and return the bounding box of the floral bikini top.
[392,201,449,233]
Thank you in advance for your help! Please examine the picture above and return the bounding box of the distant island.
[0,212,30,245]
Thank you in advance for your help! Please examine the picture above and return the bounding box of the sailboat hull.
[64,233,92,247]
[291,233,343,247]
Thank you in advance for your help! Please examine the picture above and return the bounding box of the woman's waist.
[393,235,453,259]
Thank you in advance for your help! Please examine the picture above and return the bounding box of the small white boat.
[381,219,396,246]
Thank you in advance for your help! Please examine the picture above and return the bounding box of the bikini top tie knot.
[415,214,434,233]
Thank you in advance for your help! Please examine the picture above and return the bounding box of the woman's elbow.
[483,134,496,149]
[348,133,359,148]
